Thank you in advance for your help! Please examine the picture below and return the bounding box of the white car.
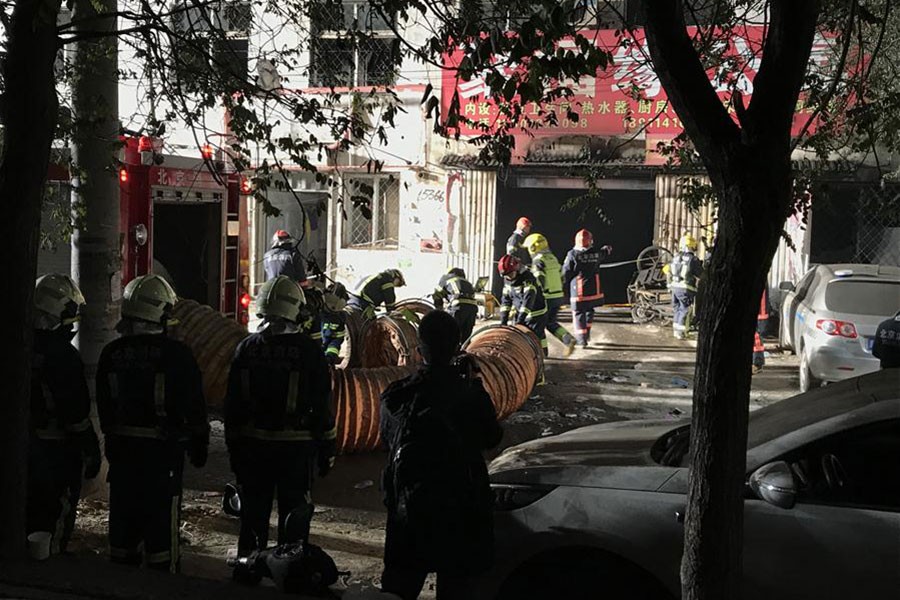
[478,370,900,600]
[778,263,900,391]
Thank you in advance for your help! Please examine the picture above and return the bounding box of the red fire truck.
[119,135,251,324]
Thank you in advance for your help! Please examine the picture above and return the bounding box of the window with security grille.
[342,176,400,249]
[309,0,399,87]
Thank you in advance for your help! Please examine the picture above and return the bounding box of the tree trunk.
[0,0,63,558]
[70,0,120,395]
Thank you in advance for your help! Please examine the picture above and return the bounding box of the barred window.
[309,0,399,87]
[343,176,400,249]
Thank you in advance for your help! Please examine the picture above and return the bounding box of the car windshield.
[824,280,900,316]
[652,377,877,467]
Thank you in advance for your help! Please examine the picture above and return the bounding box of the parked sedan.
[778,263,900,391]
[477,370,900,600]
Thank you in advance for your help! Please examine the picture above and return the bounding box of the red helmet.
[498,254,522,279]
[575,229,593,248]
[271,229,292,247]
[516,217,532,232]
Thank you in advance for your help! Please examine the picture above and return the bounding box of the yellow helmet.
[523,233,549,256]
[679,233,698,252]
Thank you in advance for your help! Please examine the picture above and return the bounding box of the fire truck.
[119,135,252,324]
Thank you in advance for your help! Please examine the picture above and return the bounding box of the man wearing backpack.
[379,311,503,600]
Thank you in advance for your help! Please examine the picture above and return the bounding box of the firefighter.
[506,217,532,266]
[873,310,900,369]
[96,274,209,572]
[752,289,769,374]
[225,275,336,584]
[264,230,308,286]
[303,280,349,365]
[432,267,479,341]
[498,254,549,356]
[28,274,101,554]
[379,311,503,600]
[562,229,612,348]
[524,233,577,357]
[348,269,406,319]
[666,233,703,340]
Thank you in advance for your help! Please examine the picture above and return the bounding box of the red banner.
[441,26,829,159]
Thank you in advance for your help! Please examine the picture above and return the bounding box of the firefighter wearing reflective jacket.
[264,230,307,286]
[667,233,703,339]
[506,217,532,266]
[349,269,406,319]
[96,275,209,573]
[524,233,577,357]
[28,274,101,555]
[432,267,479,341]
[302,281,348,365]
[498,254,549,356]
[563,229,612,347]
[225,276,336,584]
[752,289,769,374]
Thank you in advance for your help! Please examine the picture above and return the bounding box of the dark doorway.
[153,202,222,308]
[494,181,655,304]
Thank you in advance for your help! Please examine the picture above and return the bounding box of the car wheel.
[799,347,822,392]
[496,551,672,600]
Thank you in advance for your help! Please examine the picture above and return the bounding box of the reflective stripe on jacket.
[667,251,703,292]
[531,251,564,300]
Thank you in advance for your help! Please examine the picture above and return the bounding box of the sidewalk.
[0,554,290,600]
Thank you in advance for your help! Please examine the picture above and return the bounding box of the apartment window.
[169,1,251,82]
[342,176,400,249]
[309,0,399,87]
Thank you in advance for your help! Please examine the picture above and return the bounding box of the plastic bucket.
[27,531,51,560]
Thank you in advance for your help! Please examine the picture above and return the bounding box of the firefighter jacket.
[264,245,307,284]
[873,314,900,368]
[225,331,336,459]
[433,273,477,312]
[667,251,703,293]
[317,311,346,359]
[31,330,98,450]
[530,250,564,301]
[506,230,531,266]
[563,246,610,309]
[499,271,548,327]
[352,272,397,312]
[97,334,209,451]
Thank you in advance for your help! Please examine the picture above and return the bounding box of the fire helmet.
[271,229,292,248]
[679,233,699,252]
[516,217,532,232]
[122,274,178,325]
[523,233,549,256]
[575,229,593,249]
[386,269,406,287]
[323,282,348,313]
[497,254,522,280]
[256,275,306,322]
[447,267,466,279]
[34,274,86,331]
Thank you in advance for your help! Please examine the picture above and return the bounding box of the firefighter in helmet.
[96,274,209,572]
[524,233,577,357]
[264,230,308,286]
[28,274,101,554]
[498,254,549,356]
[348,269,406,320]
[225,275,336,584]
[302,279,349,365]
[562,229,612,347]
[432,267,479,341]
[506,217,533,266]
[666,233,703,340]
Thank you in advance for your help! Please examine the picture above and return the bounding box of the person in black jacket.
[225,275,336,584]
[498,254,549,356]
[379,311,503,600]
[873,311,900,369]
[349,269,406,319]
[96,275,209,573]
[506,217,533,266]
[562,229,612,347]
[28,274,101,554]
[264,230,308,286]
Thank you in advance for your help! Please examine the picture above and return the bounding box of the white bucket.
[27,531,52,561]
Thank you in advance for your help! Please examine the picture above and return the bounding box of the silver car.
[778,263,900,392]
[478,370,900,600]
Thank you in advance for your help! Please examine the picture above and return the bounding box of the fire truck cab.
[119,136,249,323]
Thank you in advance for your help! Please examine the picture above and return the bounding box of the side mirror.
[778,281,795,292]
[749,461,797,509]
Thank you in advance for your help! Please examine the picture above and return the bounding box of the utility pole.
[70,0,120,496]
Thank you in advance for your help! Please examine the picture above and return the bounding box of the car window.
[782,419,900,510]
[824,280,900,316]
[794,269,817,299]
